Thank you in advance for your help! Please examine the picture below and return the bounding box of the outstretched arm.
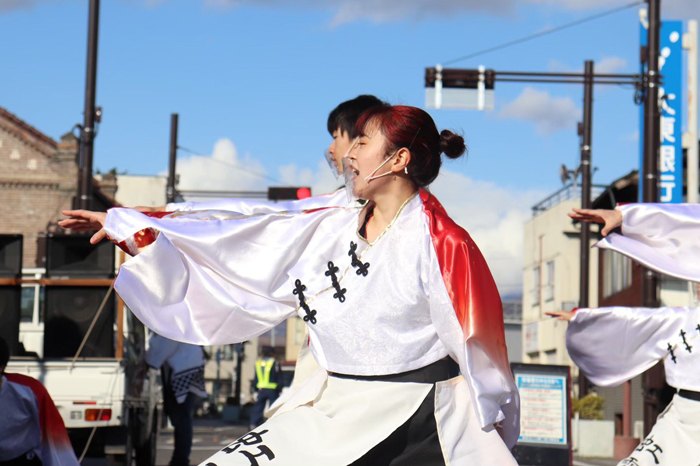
[545,310,575,321]
[568,208,622,237]
[59,210,108,244]
[594,203,700,282]
[75,205,350,346]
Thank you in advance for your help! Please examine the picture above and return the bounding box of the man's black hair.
[0,337,9,368]
[327,95,388,139]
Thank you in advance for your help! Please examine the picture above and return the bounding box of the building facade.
[521,185,600,390]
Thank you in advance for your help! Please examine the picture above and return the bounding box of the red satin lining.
[109,210,170,254]
[144,211,174,219]
[419,189,510,360]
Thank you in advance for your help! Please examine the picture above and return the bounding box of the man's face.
[327,127,354,174]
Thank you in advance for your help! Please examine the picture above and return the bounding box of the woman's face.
[346,123,394,200]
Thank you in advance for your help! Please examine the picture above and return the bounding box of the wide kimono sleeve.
[595,203,700,282]
[420,190,520,449]
[566,306,692,387]
[166,189,347,214]
[104,205,351,346]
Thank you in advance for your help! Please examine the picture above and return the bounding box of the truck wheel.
[136,408,159,466]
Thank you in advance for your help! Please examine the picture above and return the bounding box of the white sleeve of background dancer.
[595,203,700,282]
[166,190,346,214]
[566,306,691,387]
[104,207,342,346]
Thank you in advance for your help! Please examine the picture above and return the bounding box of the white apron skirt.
[618,394,700,466]
[199,371,516,466]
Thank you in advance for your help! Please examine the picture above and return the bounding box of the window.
[603,251,633,298]
[543,261,555,302]
[20,286,37,323]
[531,266,540,306]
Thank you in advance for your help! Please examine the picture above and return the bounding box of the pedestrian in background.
[250,346,282,430]
[145,332,206,466]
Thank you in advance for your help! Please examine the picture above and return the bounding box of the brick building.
[0,106,114,268]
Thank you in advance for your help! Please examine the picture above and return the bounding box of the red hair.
[355,105,465,187]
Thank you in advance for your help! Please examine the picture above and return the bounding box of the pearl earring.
[404,167,409,175]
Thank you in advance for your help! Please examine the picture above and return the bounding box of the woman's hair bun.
[439,130,466,159]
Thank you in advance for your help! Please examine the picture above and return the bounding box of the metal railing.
[531,183,607,216]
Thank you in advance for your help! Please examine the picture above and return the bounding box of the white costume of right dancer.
[567,203,700,466]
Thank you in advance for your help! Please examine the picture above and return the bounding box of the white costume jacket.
[568,203,700,465]
[105,190,520,464]
[569,202,700,389]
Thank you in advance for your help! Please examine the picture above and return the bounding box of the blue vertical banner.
[639,19,684,202]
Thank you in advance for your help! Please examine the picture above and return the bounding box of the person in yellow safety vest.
[250,346,282,429]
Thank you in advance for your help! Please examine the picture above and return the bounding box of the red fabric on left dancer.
[5,373,79,466]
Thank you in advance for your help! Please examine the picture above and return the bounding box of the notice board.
[511,363,572,466]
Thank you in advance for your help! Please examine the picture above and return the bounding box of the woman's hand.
[58,210,108,244]
[545,311,575,322]
[568,208,623,237]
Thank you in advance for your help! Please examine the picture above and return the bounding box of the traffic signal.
[267,187,312,201]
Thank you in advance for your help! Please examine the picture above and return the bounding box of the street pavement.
[156,418,249,466]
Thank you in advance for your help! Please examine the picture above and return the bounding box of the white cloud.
[277,159,341,197]
[499,87,580,135]
[171,138,270,192]
[595,56,628,74]
[547,59,574,73]
[429,170,545,295]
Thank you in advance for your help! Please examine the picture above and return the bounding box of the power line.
[442,1,644,66]
[177,145,289,186]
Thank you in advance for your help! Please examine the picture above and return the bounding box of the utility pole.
[78,0,100,210]
[166,113,179,204]
[578,60,594,398]
[641,0,663,435]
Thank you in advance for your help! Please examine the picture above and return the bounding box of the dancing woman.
[547,205,700,466]
[61,105,519,465]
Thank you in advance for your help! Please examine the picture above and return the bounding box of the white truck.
[8,268,161,466]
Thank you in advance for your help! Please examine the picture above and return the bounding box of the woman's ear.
[393,148,411,174]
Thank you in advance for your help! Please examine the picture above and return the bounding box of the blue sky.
[2,0,699,293]
[4,0,698,188]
